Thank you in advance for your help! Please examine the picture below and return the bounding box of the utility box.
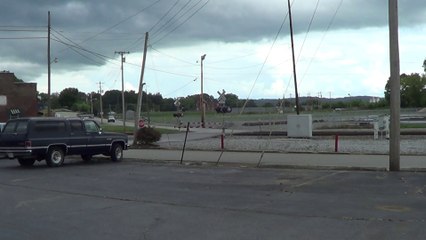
[287,114,312,138]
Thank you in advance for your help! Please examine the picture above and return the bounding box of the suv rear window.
[2,120,29,134]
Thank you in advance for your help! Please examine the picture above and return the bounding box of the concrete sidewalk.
[125,148,426,171]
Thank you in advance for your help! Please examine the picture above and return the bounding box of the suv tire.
[111,143,123,162]
[46,147,65,167]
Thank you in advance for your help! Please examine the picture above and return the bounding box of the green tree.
[103,90,122,112]
[160,98,175,111]
[58,88,80,108]
[385,73,426,107]
[224,93,239,107]
[72,102,90,112]
[148,93,163,111]
[180,95,198,111]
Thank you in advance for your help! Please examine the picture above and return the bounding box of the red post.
[334,134,339,152]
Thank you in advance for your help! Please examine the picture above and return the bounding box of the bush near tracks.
[135,127,161,145]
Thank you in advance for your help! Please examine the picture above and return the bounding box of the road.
[0,157,425,240]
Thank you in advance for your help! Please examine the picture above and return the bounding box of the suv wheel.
[46,147,65,167]
[111,143,123,162]
[18,158,35,167]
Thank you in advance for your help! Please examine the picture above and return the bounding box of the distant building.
[369,97,382,103]
[0,71,38,122]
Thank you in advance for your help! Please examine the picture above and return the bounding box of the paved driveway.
[0,158,425,239]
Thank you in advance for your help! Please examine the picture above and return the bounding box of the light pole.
[200,54,206,128]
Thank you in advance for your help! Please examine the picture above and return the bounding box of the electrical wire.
[78,0,163,45]
[150,46,197,66]
[0,37,45,40]
[51,28,120,66]
[127,0,182,51]
[298,0,344,87]
[239,5,289,114]
[150,0,194,39]
[282,0,320,97]
[149,0,182,33]
[151,0,210,46]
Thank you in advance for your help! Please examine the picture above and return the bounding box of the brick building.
[0,71,38,122]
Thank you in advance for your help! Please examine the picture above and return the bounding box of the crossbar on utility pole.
[115,51,130,133]
[389,0,400,171]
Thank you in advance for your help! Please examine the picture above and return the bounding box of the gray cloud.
[1,0,425,81]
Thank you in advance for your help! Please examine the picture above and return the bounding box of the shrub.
[134,127,161,145]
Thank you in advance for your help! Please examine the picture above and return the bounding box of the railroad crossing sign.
[174,97,182,108]
[217,89,226,105]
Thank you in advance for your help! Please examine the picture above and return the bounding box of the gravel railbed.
[158,135,426,155]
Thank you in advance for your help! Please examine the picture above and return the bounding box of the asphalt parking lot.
[0,157,425,240]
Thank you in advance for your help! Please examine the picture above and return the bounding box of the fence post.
[180,122,190,164]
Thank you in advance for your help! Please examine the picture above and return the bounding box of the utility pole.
[389,0,400,171]
[98,81,104,124]
[115,51,129,133]
[135,32,149,139]
[200,54,206,128]
[90,93,93,114]
[287,0,300,115]
[47,11,51,117]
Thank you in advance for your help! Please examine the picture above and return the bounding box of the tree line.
[38,89,252,115]
[37,59,426,114]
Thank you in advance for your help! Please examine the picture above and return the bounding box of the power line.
[0,37,45,40]
[151,0,210,46]
[150,0,194,38]
[240,3,289,112]
[127,0,182,51]
[149,0,182,33]
[51,28,122,66]
[150,46,197,66]
[298,0,344,87]
[78,0,163,45]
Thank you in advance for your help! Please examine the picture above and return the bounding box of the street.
[0,157,425,240]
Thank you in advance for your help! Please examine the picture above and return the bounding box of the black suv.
[0,118,128,167]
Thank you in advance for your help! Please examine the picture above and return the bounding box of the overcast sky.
[1,0,426,99]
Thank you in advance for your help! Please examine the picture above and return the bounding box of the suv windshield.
[84,120,100,133]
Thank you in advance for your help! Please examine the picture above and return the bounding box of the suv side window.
[84,121,100,133]
[16,121,28,134]
[33,121,66,136]
[70,120,85,133]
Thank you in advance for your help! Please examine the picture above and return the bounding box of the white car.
[107,116,116,123]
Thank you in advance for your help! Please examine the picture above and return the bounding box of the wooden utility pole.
[47,11,51,117]
[98,81,104,124]
[389,0,400,171]
[200,54,206,128]
[287,0,300,115]
[135,32,149,139]
[115,51,130,133]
